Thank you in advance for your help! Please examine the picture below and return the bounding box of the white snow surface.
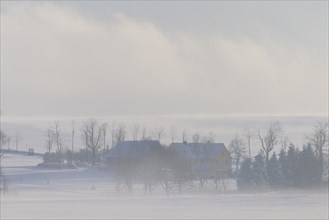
[1,153,328,219]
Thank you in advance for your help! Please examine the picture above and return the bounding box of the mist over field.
[1,1,328,220]
[1,149,328,219]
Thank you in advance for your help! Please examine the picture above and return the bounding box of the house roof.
[169,143,195,159]
[169,143,227,160]
[103,140,162,158]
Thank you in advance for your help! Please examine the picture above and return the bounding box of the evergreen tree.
[267,153,283,188]
[286,144,300,187]
[238,142,323,190]
[252,151,268,187]
[299,144,321,187]
[278,148,289,187]
[237,158,253,189]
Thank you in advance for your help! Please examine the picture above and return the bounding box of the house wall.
[211,148,232,177]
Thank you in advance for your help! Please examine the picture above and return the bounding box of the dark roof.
[169,143,194,159]
[103,140,162,158]
[169,143,227,160]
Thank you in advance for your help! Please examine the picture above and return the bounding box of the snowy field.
[1,153,328,219]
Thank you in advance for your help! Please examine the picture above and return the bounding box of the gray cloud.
[1,2,328,118]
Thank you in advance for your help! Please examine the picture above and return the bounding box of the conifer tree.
[267,153,283,188]
[278,148,289,187]
[299,144,321,187]
[237,158,253,189]
[251,151,268,187]
[286,144,300,187]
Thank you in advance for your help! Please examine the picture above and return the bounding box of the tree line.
[238,144,323,189]
[42,118,219,166]
[1,119,328,193]
[235,121,328,190]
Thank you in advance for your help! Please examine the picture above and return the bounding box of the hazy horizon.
[2,114,326,156]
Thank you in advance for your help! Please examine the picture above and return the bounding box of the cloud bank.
[1,2,327,117]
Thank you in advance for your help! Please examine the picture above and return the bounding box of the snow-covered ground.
[1,153,328,219]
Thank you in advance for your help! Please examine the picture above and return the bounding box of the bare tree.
[0,130,7,150]
[166,148,193,194]
[306,121,328,177]
[141,126,147,140]
[182,129,188,143]
[111,121,116,148]
[14,132,22,152]
[140,126,152,141]
[0,153,9,193]
[81,118,103,165]
[0,129,8,192]
[203,131,215,143]
[191,131,201,144]
[101,123,108,151]
[130,124,140,141]
[45,128,54,153]
[113,159,136,193]
[191,130,202,160]
[245,128,253,158]
[6,136,11,150]
[115,122,127,143]
[53,121,65,154]
[160,168,176,196]
[155,127,165,142]
[257,121,282,167]
[280,136,289,153]
[71,120,75,152]
[229,135,246,173]
[170,126,177,143]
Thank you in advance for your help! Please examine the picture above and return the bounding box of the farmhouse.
[102,140,164,192]
[170,142,232,178]
[103,140,163,164]
[103,140,232,179]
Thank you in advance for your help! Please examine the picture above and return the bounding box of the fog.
[1,151,328,219]
[1,1,328,219]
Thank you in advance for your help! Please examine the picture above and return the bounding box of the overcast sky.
[1,1,328,118]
